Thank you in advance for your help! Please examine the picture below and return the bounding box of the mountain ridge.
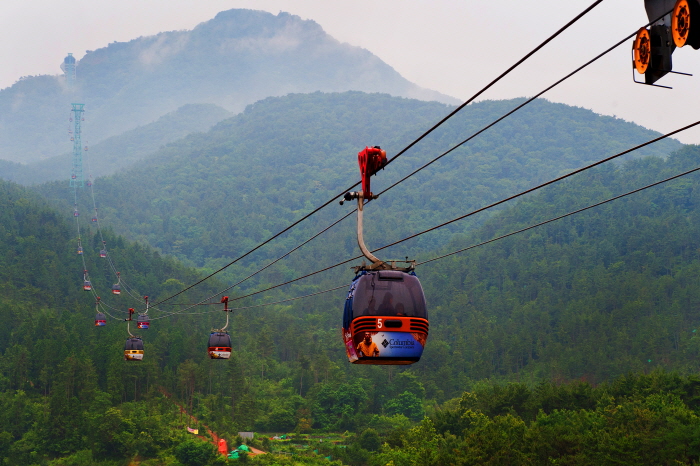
[0,9,457,165]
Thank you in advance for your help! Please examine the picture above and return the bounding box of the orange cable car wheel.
[673,0,691,47]
[633,28,651,74]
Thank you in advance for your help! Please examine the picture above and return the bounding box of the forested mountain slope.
[36,92,681,292]
[418,145,700,390]
[0,103,232,185]
[0,9,455,164]
[5,138,700,464]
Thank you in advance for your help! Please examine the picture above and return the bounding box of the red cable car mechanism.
[341,147,429,365]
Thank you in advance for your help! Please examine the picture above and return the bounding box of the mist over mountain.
[0,9,457,165]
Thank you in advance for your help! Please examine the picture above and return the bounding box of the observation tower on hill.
[61,53,76,87]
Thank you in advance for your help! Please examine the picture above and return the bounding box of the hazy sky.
[3,0,700,143]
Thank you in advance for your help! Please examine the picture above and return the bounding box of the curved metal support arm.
[221,312,230,331]
[127,321,134,338]
[357,193,382,266]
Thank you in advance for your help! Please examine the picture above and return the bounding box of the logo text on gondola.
[386,339,414,346]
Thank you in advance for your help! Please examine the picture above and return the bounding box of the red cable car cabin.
[208,332,232,359]
[343,270,428,365]
[136,314,149,329]
[95,312,106,326]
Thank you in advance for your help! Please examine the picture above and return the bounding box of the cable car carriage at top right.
[341,147,429,365]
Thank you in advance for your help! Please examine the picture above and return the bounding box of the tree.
[174,439,216,466]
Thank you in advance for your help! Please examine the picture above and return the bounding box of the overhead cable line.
[418,164,700,265]
[149,0,604,307]
[145,210,356,319]
[378,0,605,172]
[219,119,700,304]
[148,163,700,315]
[150,284,349,319]
[375,25,650,198]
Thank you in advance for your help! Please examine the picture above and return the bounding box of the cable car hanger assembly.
[632,0,700,87]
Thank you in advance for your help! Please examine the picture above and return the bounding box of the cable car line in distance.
[147,0,605,308]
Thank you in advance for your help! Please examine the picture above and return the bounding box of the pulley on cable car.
[340,146,429,365]
[112,272,121,295]
[94,297,106,326]
[633,0,700,87]
[208,296,232,359]
[83,270,92,291]
[124,308,144,360]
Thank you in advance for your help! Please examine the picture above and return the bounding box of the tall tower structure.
[69,104,85,188]
[61,53,77,87]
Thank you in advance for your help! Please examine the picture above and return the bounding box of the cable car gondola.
[92,217,98,223]
[340,147,429,365]
[112,272,121,295]
[208,296,232,359]
[136,314,149,329]
[100,249,107,258]
[83,270,92,291]
[208,332,232,359]
[136,296,150,329]
[94,297,106,326]
[124,337,144,361]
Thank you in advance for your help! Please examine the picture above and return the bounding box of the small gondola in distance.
[124,337,144,361]
[95,312,107,326]
[136,314,150,329]
[208,332,232,359]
